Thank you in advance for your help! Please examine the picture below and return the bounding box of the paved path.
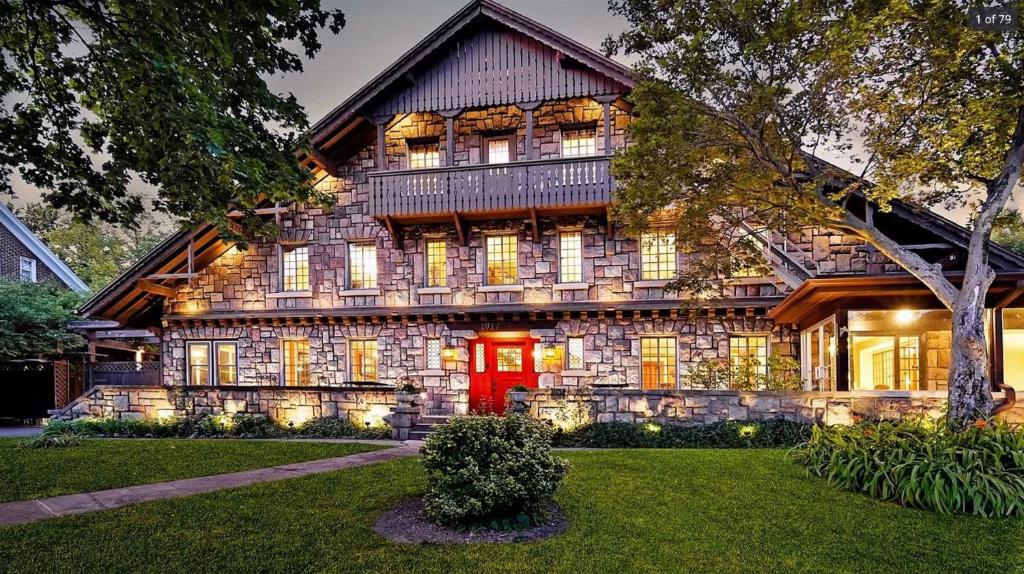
[0,444,419,527]
[0,426,42,438]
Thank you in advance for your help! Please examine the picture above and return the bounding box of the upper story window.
[729,335,769,387]
[486,234,518,285]
[409,140,440,169]
[483,134,514,164]
[348,242,378,289]
[19,256,36,283]
[641,336,677,390]
[281,246,309,291]
[640,230,676,280]
[561,127,596,158]
[425,238,446,287]
[559,231,583,283]
[350,339,378,382]
[282,338,310,386]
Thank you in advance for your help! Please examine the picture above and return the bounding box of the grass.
[0,438,384,503]
[2,449,1022,573]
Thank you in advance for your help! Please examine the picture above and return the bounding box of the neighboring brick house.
[73,0,1024,425]
[0,202,88,293]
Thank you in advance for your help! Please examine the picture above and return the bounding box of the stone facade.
[55,385,395,427]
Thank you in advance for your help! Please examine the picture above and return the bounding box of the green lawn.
[0,438,384,503]
[2,449,1021,573]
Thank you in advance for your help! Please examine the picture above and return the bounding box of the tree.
[994,209,1024,255]
[606,0,1024,426]
[0,1,344,242]
[0,279,83,360]
[14,202,171,290]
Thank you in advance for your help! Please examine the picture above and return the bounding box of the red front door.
[469,337,538,414]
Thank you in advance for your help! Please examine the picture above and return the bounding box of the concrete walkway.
[0,426,42,438]
[0,443,419,527]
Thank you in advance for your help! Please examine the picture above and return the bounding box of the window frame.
[349,338,379,382]
[565,336,585,370]
[214,341,238,386]
[424,238,447,287]
[186,341,212,386]
[558,230,584,283]
[640,336,678,390]
[640,230,677,281]
[407,138,440,169]
[482,133,516,164]
[19,256,36,283]
[728,334,771,388]
[347,241,378,290]
[560,126,598,158]
[280,245,310,292]
[281,338,311,387]
[426,337,443,370]
[485,233,519,286]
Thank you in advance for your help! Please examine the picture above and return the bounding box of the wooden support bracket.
[529,207,540,242]
[136,279,176,298]
[452,212,467,245]
[382,215,403,245]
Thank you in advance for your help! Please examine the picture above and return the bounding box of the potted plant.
[507,384,530,405]
[394,375,421,405]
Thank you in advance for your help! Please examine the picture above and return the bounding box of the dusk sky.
[6,0,1010,222]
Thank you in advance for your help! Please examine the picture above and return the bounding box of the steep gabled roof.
[306,0,634,157]
[0,203,89,293]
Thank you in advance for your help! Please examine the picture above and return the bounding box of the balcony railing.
[368,156,613,218]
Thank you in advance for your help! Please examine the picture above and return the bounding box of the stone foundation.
[527,388,959,427]
[53,385,395,427]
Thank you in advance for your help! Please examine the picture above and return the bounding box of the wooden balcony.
[368,156,613,222]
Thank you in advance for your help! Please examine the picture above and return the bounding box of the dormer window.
[561,127,596,158]
[409,140,440,169]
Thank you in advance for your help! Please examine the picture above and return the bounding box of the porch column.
[836,309,850,391]
[438,109,462,167]
[594,95,619,155]
[518,101,542,160]
[371,114,392,172]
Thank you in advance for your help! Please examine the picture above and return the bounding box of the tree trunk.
[947,295,994,426]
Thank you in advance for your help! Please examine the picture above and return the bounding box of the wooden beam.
[382,215,403,245]
[136,279,176,298]
[452,212,466,245]
[605,206,614,240]
[903,243,954,250]
[996,280,1024,309]
[529,207,540,242]
[145,272,199,281]
[226,206,290,218]
[306,147,338,177]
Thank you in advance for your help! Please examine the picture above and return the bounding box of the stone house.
[71,0,1024,427]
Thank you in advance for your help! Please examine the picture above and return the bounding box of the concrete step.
[408,430,434,441]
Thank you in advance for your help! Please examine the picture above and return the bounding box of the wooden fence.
[85,361,161,389]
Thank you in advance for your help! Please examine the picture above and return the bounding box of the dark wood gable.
[371,25,628,116]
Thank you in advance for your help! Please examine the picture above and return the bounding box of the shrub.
[297,416,391,440]
[420,414,569,527]
[552,419,810,448]
[49,414,391,440]
[20,426,84,448]
[791,418,1024,516]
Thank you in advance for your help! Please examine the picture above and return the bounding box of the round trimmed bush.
[420,414,569,527]
[792,418,1024,516]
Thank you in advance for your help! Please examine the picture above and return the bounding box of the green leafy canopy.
[0,0,345,241]
[0,279,84,360]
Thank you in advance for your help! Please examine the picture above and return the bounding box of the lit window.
[486,234,518,285]
[348,243,378,289]
[899,337,920,389]
[215,342,237,385]
[641,337,677,389]
[426,338,442,370]
[640,231,676,280]
[496,347,523,372]
[19,257,36,283]
[282,339,310,386]
[474,343,486,373]
[729,336,769,387]
[848,310,938,391]
[425,239,446,287]
[561,128,597,158]
[350,339,378,382]
[187,342,211,386]
[409,141,440,169]
[485,137,513,164]
[566,337,585,370]
[281,246,309,291]
[559,231,583,283]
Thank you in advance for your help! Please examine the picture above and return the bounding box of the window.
[729,335,769,387]
[187,341,238,385]
[349,339,378,382]
[566,337,585,370]
[282,339,310,386]
[474,343,486,373]
[561,128,596,158]
[847,310,948,391]
[348,243,378,289]
[19,257,36,283]
[409,141,439,169]
[496,347,523,372]
[559,231,583,283]
[187,342,211,385]
[215,342,238,385]
[281,246,309,291]
[641,337,677,390]
[425,239,447,287]
[426,338,442,370]
[486,234,518,285]
[484,135,514,164]
[640,231,676,280]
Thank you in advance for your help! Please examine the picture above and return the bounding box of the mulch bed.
[373,497,569,544]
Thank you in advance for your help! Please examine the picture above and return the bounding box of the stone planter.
[395,391,420,405]
[508,390,529,414]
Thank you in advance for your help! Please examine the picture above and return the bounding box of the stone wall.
[54,385,395,427]
[527,388,952,427]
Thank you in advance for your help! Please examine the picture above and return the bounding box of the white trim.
[339,288,381,297]
[0,203,88,292]
[185,341,212,386]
